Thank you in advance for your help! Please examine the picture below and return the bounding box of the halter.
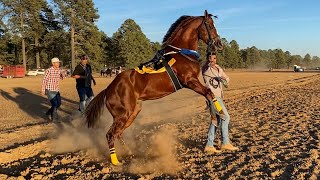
[201,16,220,51]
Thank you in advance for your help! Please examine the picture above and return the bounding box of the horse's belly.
[137,73,176,100]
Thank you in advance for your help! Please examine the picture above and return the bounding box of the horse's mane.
[162,16,196,47]
[162,14,218,47]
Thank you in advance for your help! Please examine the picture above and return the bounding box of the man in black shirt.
[72,55,96,113]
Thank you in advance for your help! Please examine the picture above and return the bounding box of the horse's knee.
[205,89,213,99]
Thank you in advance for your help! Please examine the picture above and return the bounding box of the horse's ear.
[204,10,209,19]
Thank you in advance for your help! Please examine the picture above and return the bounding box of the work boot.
[221,143,239,151]
[204,146,222,154]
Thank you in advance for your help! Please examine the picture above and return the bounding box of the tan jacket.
[202,64,229,98]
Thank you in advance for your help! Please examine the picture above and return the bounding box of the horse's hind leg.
[106,101,142,165]
[106,115,128,165]
[123,100,142,132]
[118,100,142,144]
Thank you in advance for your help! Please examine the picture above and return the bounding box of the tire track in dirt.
[0,123,54,150]
[0,121,49,134]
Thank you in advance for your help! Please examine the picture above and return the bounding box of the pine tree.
[228,40,242,69]
[284,51,291,69]
[303,53,312,68]
[216,38,229,68]
[291,55,303,66]
[112,19,153,68]
[246,46,261,69]
[53,0,102,70]
[0,0,30,69]
[240,49,248,68]
[311,56,320,68]
[151,41,162,53]
[38,6,66,68]
[0,0,54,69]
[267,49,276,69]
[274,49,285,69]
[23,0,49,68]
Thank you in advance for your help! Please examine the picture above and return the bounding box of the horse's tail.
[85,88,107,128]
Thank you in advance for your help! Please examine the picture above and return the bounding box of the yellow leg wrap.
[110,153,120,165]
[110,148,120,165]
[212,98,224,115]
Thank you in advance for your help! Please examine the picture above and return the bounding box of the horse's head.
[198,10,223,51]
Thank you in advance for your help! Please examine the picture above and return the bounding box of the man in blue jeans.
[202,52,239,153]
[72,55,96,113]
[41,57,64,121]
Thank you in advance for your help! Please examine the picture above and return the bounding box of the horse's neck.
[170,19,201,50]
[167,18,202,73]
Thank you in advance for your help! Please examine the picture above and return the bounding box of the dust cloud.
[49,100,185,175]
[50,112,112,159]
[126,127,181,175]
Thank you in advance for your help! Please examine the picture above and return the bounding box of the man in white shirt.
[202,52,239,154]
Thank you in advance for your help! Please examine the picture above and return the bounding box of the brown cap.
[81,55,88,60]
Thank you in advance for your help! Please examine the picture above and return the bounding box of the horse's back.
[106,69,175,101]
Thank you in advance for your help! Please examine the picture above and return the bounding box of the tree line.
[1,0,319,71]
[215,39,320,70]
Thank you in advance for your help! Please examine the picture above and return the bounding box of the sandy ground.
[0,71,319,179]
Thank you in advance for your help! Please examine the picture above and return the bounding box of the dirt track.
[0,71,319,179]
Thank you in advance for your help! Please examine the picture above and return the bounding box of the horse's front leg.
[185,78,213,100]
[185,78,225,117]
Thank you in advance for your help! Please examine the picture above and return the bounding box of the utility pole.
[35,37,40,68]
[20,11,26,71]
[70,8,76,71]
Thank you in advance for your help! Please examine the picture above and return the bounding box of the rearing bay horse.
[86,10,223,165]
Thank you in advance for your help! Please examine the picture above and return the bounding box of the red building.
[2,65,25,78]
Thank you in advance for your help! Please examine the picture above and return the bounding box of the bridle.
[164,16,222,64]
[200,16,220,51]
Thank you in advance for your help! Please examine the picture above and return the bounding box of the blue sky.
[94,0,320,57]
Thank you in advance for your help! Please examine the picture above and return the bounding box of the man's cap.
[206,47,216,57]
[51,57,61,63]
[206,51,216,57]
[81,55,88,60]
